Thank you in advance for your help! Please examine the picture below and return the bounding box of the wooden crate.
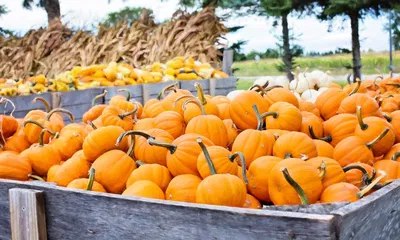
[210,77,237,96]
[0,179,399,240]
[104,85,143,105]
[142,81,179,103]
[179,79,210,95]
[0,93,52,119]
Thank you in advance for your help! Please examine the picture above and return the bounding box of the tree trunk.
[282,14,294,81]
[43,0,61,24]
[349,11,361,81]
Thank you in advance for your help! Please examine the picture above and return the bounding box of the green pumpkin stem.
[318,161,327,179]
[343,164,375,186]
[118,103,138,119]
[115,130,154,157]
[158,82,178,100]
[91,90,107,106]
[195,82,207,105]
[265,85,283,91]
[366,128,389,149]
[229,152,249,184]
[261,112,279,119]
[281,167,309,205]
[356,106,368,130]
[46,108,75,122]
[28,174,45,182]
[182,97,206,115]
[308,126,332,142]
[248,84,267,96]
[147,137,177,154]
[117,89,131,101]
[87,120,97,130]
[284,153,293,159]
[32,97,51,113]
[252,104,265,131]
[357,172,387,198]
[87,168,95,191]
[383,113,392,123]
[349,78,361,96]
[197,137,217,175]
[136,160,146,167]
[391,152,400,161]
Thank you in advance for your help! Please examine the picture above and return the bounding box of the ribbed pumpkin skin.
[153,111,186,139]
[320,182,359,203]
[338,93,382,118]
[265,88,299,108]
[323,114,357,147]
[126,164,172,191]
[185,115,228,147]
[273,132,317,159]
[333,136,374,167]
[0,151,32,181]
[122,180,165,200]
[67,179,107,192]
[307,157,346,190]
[243,194,262,209]
[315,88,347,120]
[344,163,375,188]
[265,102,302,131]
[300,111,323,138]
[0,115,18,138]
[101,105,134,131]
[197,146,237,179]
[313,140,334,158]
[83,105,107,123]
[165,174,202,203]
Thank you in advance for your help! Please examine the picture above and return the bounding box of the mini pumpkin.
[315,88,347,120]
[0,151,32,181]
[343,163,375,188]
[67,168,107,193]
[126,163,172,191]
[273,132,317,159]
[263,102,302,131]
[122,180,165,200]
[153,111,186,139]
[101,104,137,131]
[165,174,202,203]
[306,157,345,190]
[82,90,108,123]
[243,194,262,209]
[313,139,334,158]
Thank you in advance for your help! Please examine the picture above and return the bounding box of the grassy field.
[233,51,400,77]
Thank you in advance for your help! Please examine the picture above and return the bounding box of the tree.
[317,0,399,80]
[389,11,400,51]
[0,5,13,37]
[22,0,61,24]
[103,7,154,27]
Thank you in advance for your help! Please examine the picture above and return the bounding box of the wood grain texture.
[104,85,142,102]
[52,89,104,107]
[9,188,47,240]
[264,203,347,215]
[179,80,210,95]
[142,81,179,103]
[1,93,51,114]
[0,180,335,240]
[222,50,234,76]
[331,180,400,240]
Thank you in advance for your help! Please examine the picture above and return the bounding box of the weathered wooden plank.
[0,180,335,240]
[222,50,234,76]
[9,188,47,240]
[142,81,179,103]
[331,180,400,240]
[104,85,142,102]
[264,203,348,215]
[1,93,51,114]
[61,103,92,123]
[214,77,237,89]
[179,80,210,95]
[51,89,104,108]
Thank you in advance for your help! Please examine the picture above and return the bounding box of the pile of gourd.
[0,56,228,96]
[0,72,400,209]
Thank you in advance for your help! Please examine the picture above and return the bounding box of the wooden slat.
[51,89,104,108]
[142,81,179,103]
[264,203,347,215]
[0,180,335,240]
[222,50,234,76]
[1,93,51,114]
[9,188,47,240]
[179,80,210,95]
[331,180,400,239]
[104,85,142,103]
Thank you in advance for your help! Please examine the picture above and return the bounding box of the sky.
[0,0,392,54]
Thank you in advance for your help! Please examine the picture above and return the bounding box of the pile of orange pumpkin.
[0,73,400,209]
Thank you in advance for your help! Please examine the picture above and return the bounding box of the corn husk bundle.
[0,7,227,79]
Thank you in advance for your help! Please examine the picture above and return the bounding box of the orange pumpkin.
[210,95,230,105]
[67,168,107,193]
[101,105,137,131]
[338,93,382,118]
[273,132,317,159]
[265,87,299,108]
[315,88,347,120]
[122,180,165,200]
[4,120,30,153]
[142,98,168,118]
[153,111,185,139]
[165,174,202,203]
[307,157,345,190]
[384,143,400,161]
[381,96,399,112]
[0,97,18,138]
[373,159,400,184]
[82,90,108,123]
[342,78,367,95]
[298,100,320,118]
[126,163,172,191]
[313,139,334,158]
[300,111,323,138]
[321,113,358,147]
[217,103,231,120]
[0,151,32,181]
[343,163,376,188]
[389,111,400,143]
[223,119,238,149]
[133,118,155,131]
[264,102,302,131]
[109,89,143,117]
[243,194,262,209]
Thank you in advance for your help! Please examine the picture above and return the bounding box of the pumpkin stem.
[265,85,283,91]
[182,97,206,115]
[157,82,178,100]
[32,97,51,112]
[46,108,75,122]
[195,82,207,105]
[357,171,387,198]
[147,137,177,154]
[28,174,45,182]
[252,104,267,131]
[391,152,400,161]
[281,167,309,205]
[173,95,194,108]
[117,89,131,101]
[87,120,97,130]
[383,114,392,123]
[343,164,375,186]
[229,152,248,184]
[197,137,217,175]
[349,78,361,96]
[136,160,146,167]
[118,102,138,119]
[87,168,95,191]
[284,153,293,159]
[91,90,107,106]
[23,120,57,143]
[308,126,332,142]
[261,112,279,119]
[318,161,326,179]
[248,84,267,96]
[366,128,389,149]
[0,97,16,117]
[116,130,153,147]
[356,106,368,130]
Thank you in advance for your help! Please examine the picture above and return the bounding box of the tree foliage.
[103,7,154,27]
[22,0,61,24]
[0,5,13,37]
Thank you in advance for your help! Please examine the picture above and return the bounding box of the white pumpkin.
[227,90,245,101]
[316,72,333,88]
[293,91,302,101]
[275,76,289,89]
[254,76,275,88]
[318,87,329,94]
[290,73,312,94]
[301,89,319,102]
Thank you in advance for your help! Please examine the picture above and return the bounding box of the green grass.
[233,51,400,77]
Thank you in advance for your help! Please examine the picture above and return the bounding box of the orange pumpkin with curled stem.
[153,111,185,139]
[343,163,376,188]
[110,89,143,117]
[67,168,107,192]
[0,111,18,139]
[197,137,248,182]
[82,125,129,162]
[142,98,167,118]
[0,151,32,181]
[4,119,30,153]
[333,128,389,166]
[381,96,398,112]
[196,155,247,207]
[306,157,346,190]
[268,158,323,205]
[101,104,137,131]
[265,87,299,108]
[342,77,367,95]
[22,128,61,176]
[92,135,137,194]
[313,139,334,158]
[159,83,192,116]
[165,174,202,203]
[47,150,90,187]
[247,156,282,203]
[373,157,400,184]
[300,111,323,138]
[273,132,317,159]
[117,129,174,166]
[384,143,400,161]
[223,119,238,149]
[229,90,270,130]
[298,100,320,118]
[315,88,347,120]
[316,113,358,147]
[126,162,172,191]
[184,98,228,147]
[320,173,386,203]
[122,180,165,200]
[211,95,230,105]
[232,105,276,168]
[354,106,395,157]
[243,194,262,209]
[133,117,155,131]
[338,93,382,118]
[263,102,302,131]
[82,90,108,124]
